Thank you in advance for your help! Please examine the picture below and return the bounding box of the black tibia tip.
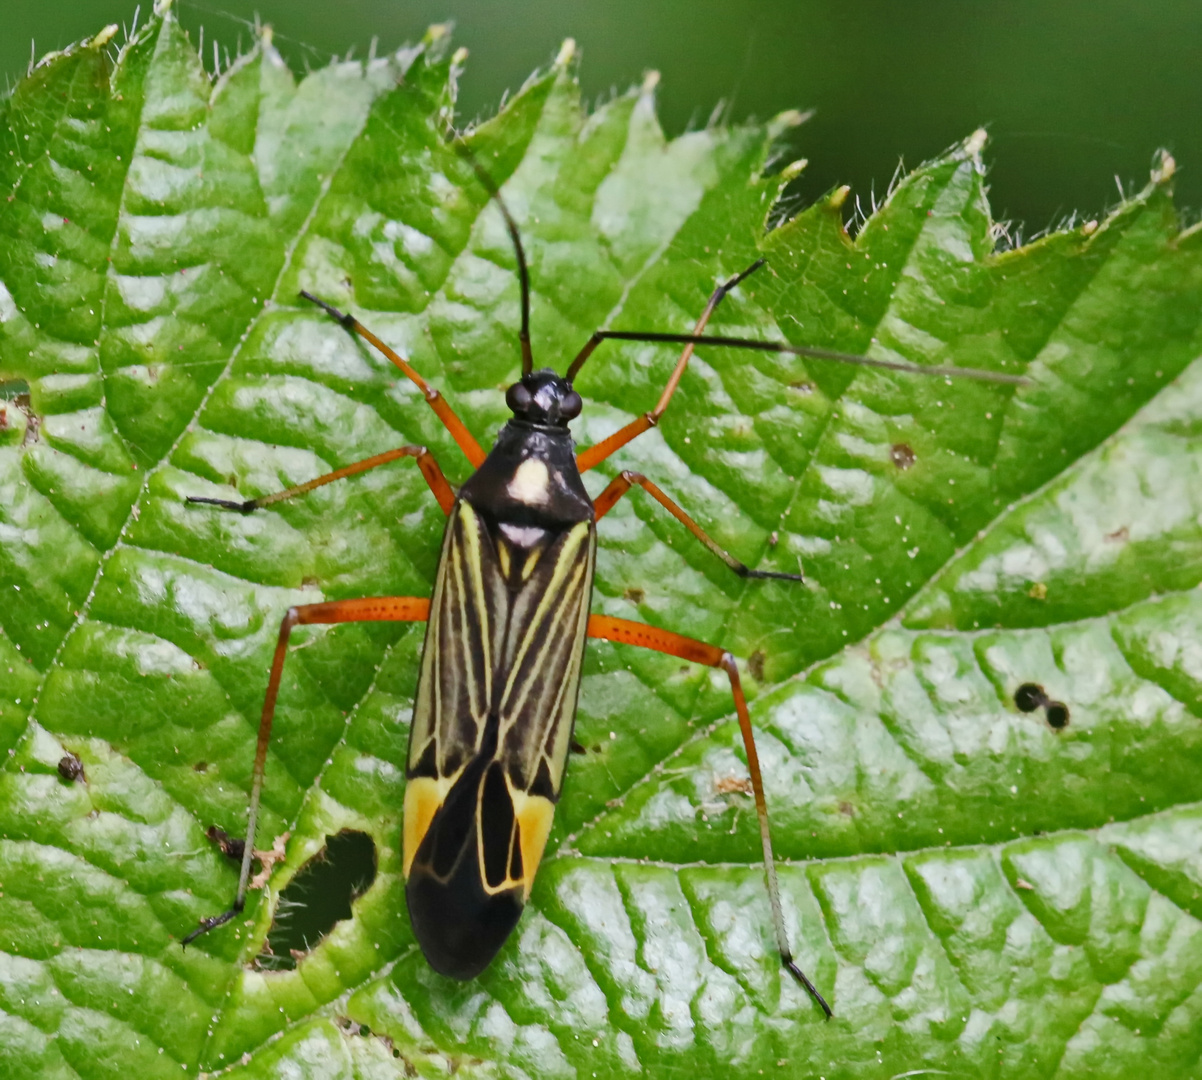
[299,289,355,329]
[181,898,244,948]
[727,257,767,289]
[186,495,258,514]
[783,955,833,1018]
[181,827,253,947]
[1014,683,1070,729]
[739,566,805,583]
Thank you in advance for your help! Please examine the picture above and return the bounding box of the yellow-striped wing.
[403,498,595,900]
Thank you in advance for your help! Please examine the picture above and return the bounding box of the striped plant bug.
[182,143,1024,1016]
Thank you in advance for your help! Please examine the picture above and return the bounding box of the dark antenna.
[447,130,534,376]
[566,328,1028,386]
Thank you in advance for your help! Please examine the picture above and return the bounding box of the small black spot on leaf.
[1045,701,1070,729]
[57,752,84,782]
[1014,683,1045,712]
[1014,683,1069,730]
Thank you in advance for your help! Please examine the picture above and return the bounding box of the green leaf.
[3,9,1202,1079]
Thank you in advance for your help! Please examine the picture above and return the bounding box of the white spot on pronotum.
[508,459,551,505]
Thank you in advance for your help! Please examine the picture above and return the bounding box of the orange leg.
[183,596,430,946]
[574,259,765,473]
[188,444,457,517]
[593,470,802,582]
[301,291,486,468]
[586,613,832,1017]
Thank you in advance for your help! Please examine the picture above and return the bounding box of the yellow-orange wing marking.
[404,499,595,895]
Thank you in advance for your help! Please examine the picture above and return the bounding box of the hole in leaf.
[262,830,377,969]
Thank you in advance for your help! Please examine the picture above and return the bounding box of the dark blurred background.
[5,0,1201,237]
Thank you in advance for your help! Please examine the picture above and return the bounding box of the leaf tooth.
[964,127,989,158]
[1151,150,1177,186]
[423,23,452,48]
[555,38,578,68]
[89,25,119,50]
[780,158,809,184]
[767,108,811,143]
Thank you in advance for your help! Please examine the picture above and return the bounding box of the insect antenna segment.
[568,327,1029,386]
[447,130,534,375]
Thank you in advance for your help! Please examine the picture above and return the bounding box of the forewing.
[494,517,595,801]
[404,498,595,900]
[408,501,498,782]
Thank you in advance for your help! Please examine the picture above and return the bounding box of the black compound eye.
[560,390,582,420]
[506,382,532,413]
